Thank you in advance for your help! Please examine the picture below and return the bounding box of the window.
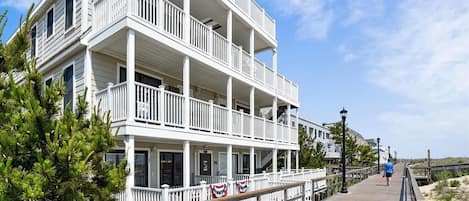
[47,8,54,38]
[63,65,73,110]
[119,67,162,87]
[45,77,52,87]
[31,26,37,57]
[106,150,148,187]
[65,0,74,30]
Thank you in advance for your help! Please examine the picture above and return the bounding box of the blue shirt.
[385,162,393,174]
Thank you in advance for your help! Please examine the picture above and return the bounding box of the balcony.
[95,81,299,144]
[92,0,298,104]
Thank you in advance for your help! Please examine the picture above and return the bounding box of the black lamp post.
[340,108,348,193]
[377,137,381,174]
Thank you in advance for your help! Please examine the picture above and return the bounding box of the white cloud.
[367,0,469,157]
[0,0,39,11]
[343,0,384,26]
[272,0,334,40]
[271,0,384,40]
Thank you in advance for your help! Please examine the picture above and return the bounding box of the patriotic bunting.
[237,180,249,193]
[210,183,228,198]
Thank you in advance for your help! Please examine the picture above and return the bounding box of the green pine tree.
[357,145,377,167]
[298,128,326,168]
[0,6,126,201]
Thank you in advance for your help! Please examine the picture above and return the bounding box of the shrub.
[435,170,453,181]
[449,180,460,187]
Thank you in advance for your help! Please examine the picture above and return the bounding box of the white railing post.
[287,104,292,144]
[209,100,214,133]
[161,184,170,201]
[200,181,207,201]
[209,27,213,56]
[263,116,266,140]
[158,0,164,29]
[263,63,266,84]
[127,0,132,16]
[250,87,255,138]
[107,82,113,115]
[261,8,266,29]
[227,9,233,67]
[228,179,234,196]
[240,109,244,138]
[247,0,252,16]
[249,29,255,78]
[159,85,165,125]
[183,0,190,43]
[238,46,243,70]
[249,178,256,191]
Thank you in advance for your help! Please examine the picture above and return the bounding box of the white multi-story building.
[16,0,327,200]
[293,116,341,163]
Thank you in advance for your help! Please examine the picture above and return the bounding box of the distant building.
[293,116,340,164]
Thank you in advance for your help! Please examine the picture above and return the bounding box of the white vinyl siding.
[34,0,83,66]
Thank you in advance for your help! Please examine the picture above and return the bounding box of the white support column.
[249,28,255,78]
[227,77,233,135]
[127,30,136,122]
[227,9,233,66]
[250,147,255,176]
[127,0,132,15]
[124,135,135,201]
[287,150,292,172]
[227,145,233,180]
[250,87,255,138]
[183,56,190,130]
[296,150,299,170]
[183,0,191,43]
[287,104,292,143]
[183,140,190,187]
[272,149,278,179]
[84,48,92,117]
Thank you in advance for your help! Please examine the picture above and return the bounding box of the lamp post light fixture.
[377,137,381,174]
[340,107,348,193]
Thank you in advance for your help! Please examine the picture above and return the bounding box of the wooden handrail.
[213,181,305,201]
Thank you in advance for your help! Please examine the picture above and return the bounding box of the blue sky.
[2,0,469,158]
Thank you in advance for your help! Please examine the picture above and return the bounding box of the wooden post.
[427,149,432,183]
[200,181,207,201]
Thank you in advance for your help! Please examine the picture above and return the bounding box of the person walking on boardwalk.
[384,159,394,186]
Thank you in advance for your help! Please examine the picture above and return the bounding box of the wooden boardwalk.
[325,164,404,201]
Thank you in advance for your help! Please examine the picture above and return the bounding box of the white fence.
[95,81,299,144]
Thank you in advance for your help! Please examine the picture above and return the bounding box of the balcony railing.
[232,0,276,39]
[92,0,298,103]
[95,81,299,144]
[116,168,326,201]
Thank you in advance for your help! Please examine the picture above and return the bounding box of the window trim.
[46,5,55,39]
[62,61,75,112]
[64,0,75,32]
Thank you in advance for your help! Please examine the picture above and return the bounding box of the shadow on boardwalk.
[325,164,404,201]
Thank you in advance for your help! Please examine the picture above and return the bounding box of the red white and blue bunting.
[236,180,249,193]
[210,183,228,198]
